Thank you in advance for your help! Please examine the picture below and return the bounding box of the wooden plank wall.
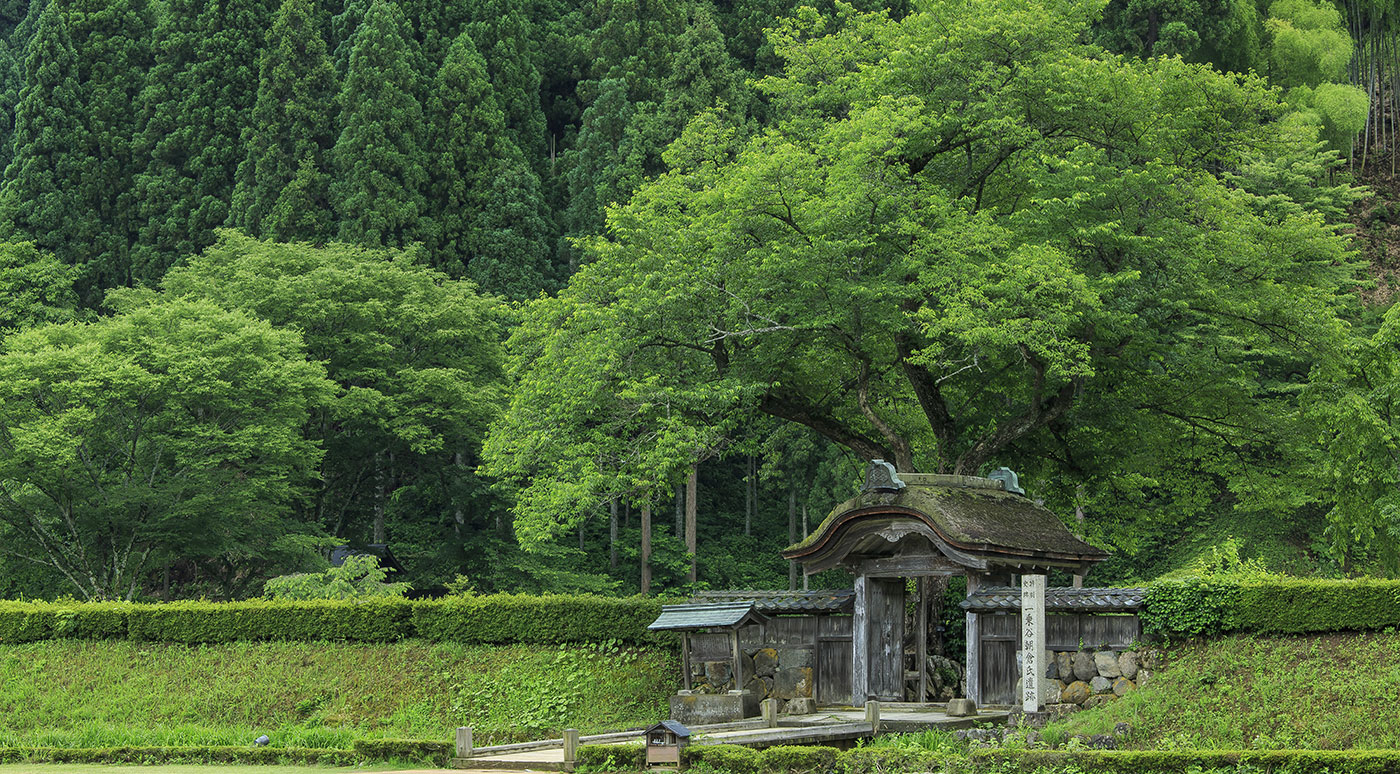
[816,616,852,705]
[867,578,905,701]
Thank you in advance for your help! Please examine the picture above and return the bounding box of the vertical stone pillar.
[1021,573,1046,713]
[563,728,580,772]
[455,727,473,758]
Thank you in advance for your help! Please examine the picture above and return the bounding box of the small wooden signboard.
[644,720,691,770]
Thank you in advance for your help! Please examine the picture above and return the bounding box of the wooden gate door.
[866,577,905,701]
[816,616,852,705]
[978,612,1017,705]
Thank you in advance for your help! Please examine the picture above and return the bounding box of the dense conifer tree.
[467,7,548,172]
[0,1,100,286]
[331,0,428,247]
[231,0,336,241]
[427,31,550,297]
[133,0,273,282]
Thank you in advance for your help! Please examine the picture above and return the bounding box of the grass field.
[1048,631,1400,749]
[0,639,677,749]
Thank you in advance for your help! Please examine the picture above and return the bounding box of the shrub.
[578,742,647,771]
[352,738,453,765]
[689,744,762,774]
[0,745,360,766]
[1142,578,1400,639]
[838,746,940,774]
[761,745,840,774]
[0,594,669,645]
[967,749,1400,773]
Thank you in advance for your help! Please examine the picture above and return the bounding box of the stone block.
[1043,679,1064,705]
[1093,651,1122,678]
[1061,681,1091,705]
[1045,650,1059,681]
[753,648,778,676]
[786,697,817,715]
[773,667,813,699]
[1084,695,1114,710]
[946,697,977,717]
[744,675,772,698]
[778,649,813,670]
[670,691,758,724]
[1112,677,1136,696]
[1117,651,1139,680]
[1055,652,1073,681]
[1072,650,1097,682]
[705,661,733,689]
[1089,676,1113,694]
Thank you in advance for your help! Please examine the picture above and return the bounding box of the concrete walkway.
[452,706,1010,771]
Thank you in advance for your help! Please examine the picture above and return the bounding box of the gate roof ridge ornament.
[861,459,906,493]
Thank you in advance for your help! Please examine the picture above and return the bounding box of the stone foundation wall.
[1025,647,1163,710]
[688,646,814,703]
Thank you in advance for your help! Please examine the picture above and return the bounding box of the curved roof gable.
[783,476,1108,575]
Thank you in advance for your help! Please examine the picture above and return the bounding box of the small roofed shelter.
[649,601,768,694]
[782,461,1108,710]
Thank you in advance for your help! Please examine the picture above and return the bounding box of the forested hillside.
[1,0,1398,601]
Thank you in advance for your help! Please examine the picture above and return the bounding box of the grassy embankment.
[0,640,677,750]
[1046,631,1400,749]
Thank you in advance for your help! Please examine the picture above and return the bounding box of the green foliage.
[263,555,411,601]
[1266,0,1353,88]
[491,0,1362,552]
[578,743,647,771]
[0,298,332,601]
[351,738,452,765]
[157,231,506,586]
[0,639,675,749]
[967,749,1400,772]
[1142,577,1400,638]
[0,242,76,331]
[690,744,763,774]
[132,0,272,282]
[331,0,428,248]
[0,594,666,645]
[0,746,360,766]
[231,0,336,241]
[761,745,839,774]
[1094,0,1262,72]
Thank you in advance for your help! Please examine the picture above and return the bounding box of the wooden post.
[730,629,743,692]
[682,632,692,691]
[641,502,652,596]
[801,503,809,591]
[851,574,868,706]
[865,700,880,735]
[916,577,928,703]
[761,698,780,728]
[1021,573,1046,713]
[563,728,580,772]
[685,464,698,583]
[965,573,980,705]
[455,727,473,758]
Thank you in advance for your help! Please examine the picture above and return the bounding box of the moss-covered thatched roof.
[783,480,1107,573]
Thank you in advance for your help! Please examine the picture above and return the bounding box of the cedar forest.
[0,0,1398,602]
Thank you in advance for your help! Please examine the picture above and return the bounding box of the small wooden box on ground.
[645,720,691,769]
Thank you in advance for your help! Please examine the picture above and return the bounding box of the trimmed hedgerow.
[578,743,647,770]
[838,747,941,774]
[0,745,360,766]
[761,745,840,774]
[409,594,664,644]
[1141,578,1400,639]
[352,738,454,765]
[966,749,1400,773]
[0,594,667,645]
[688,744,762,774]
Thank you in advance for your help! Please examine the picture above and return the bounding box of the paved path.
[453,706,1010,771]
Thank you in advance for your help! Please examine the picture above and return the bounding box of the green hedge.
[0,745,360,766]
[0,594,666,645]
[352,738,454,765]
[1142,578,1400,639]
[967,749,1400,773]
[578,744,940,774]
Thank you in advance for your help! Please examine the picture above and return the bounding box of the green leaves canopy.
[487,0,1361,543]
[0,299,331,601]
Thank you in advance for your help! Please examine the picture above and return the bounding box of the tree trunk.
[609,498,619,570]
[675,483,684,537]
[641,502,652,596]
[686,464,698,584]
[801,502,809,590]
[745,455,755,537]
[788,484,798,591]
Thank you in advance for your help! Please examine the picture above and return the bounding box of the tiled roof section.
[960,586,1146,613]
[647,602,761,631]
[693,589,855,613]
